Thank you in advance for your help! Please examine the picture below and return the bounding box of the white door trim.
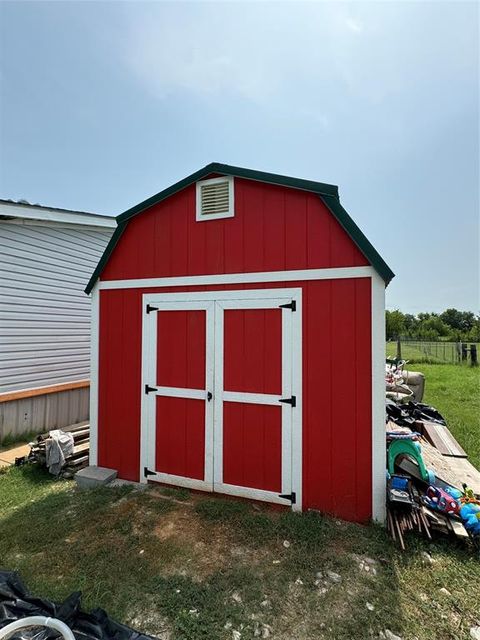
[142,288,304,303]
[140,287,303,511]
[153,386,207,400]
[98,266,374,291]
[222,391,281,406]
[212,291,302,510]
[139,299,215,491]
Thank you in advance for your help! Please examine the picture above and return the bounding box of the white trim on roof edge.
[0,202,116,228]
[98,266,375,290]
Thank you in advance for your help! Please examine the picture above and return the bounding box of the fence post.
[396,337,402,360]
[471,344,478,367]
[461,343,468,362]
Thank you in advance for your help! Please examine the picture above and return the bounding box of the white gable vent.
[196,176,234,221]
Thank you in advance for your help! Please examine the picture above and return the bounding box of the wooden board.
[0,381,89,404]
[419,421,467,458]
[450,520,469,538]
[420,439,480,496]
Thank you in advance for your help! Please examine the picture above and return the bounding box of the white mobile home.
[0,199,115,441]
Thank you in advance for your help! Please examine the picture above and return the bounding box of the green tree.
[440,308,476,333]
[385,310,405,340]
[416,315,450,339]
[403,313,418,336]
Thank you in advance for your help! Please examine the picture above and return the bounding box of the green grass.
[0,362,478,639]
[408,363,480,469]
[1,467,479,640]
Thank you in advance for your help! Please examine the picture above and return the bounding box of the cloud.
[119,0,478,140]
[120,3,372,104]
[345,17,363,33]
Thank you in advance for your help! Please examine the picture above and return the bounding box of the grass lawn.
[406,363,480,469]
[1,466,479,640]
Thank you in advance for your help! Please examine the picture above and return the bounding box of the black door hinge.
[279,300,296,312]
[145,384,157,394]
[279,492,296,504]
[279,395,296,408]
[146,304,158,314]
[144,467,155,477]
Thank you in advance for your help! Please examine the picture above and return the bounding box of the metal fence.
[386,339,479,365]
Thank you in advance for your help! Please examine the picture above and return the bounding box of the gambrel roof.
[85,162,394,293]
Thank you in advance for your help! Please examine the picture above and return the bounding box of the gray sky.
[0,1,478,313]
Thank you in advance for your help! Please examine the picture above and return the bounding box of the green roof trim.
[85,162,394,294]
[320,194,394,284]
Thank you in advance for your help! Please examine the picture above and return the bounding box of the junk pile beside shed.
[24,422,90,477]
[385,359,480,550]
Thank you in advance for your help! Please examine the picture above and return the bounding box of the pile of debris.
[25,422,90,478]
[385,361,480,551]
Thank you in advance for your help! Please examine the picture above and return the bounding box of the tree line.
[386,308,480,342]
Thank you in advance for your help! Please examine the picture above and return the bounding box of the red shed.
[85,164,394,523]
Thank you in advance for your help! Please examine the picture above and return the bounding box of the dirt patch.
[128,608,172,639]
[152,501,269,580]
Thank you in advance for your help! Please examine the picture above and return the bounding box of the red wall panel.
[101,179,369,283]
[97,278,372,521]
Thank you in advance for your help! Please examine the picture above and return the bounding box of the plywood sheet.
[420,421,467,458]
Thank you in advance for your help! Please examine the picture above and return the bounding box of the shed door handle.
[207,391,213,402]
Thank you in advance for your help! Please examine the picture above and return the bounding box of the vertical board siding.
[98,278,372,521]
[156,396,205,480]
[223,403,282,492]
[100,179,369,283]
[0,221,113,393]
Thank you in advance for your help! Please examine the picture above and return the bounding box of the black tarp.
[386,400,447,427]
[0,572,156,640]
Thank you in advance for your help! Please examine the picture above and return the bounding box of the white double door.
[140,288,302,509]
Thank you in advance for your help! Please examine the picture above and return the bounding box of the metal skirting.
[0,387,89,441]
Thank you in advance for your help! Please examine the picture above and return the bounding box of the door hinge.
[146,304,158,314]
[279,492,296,504]
[279,300,296,312]
[145,384,157,394]
[279,395,296,408]
[144,466,155,477]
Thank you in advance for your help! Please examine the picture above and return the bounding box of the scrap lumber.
[417,420,467,458]
[28,423,90,477]
[420,438,480,496]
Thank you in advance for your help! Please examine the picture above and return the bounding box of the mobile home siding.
[0,220,113,393]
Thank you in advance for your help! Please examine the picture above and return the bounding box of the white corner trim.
[196,175,234,221]
[89,283,99,466]
[371,272,386,523]
[99,266,375,291]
